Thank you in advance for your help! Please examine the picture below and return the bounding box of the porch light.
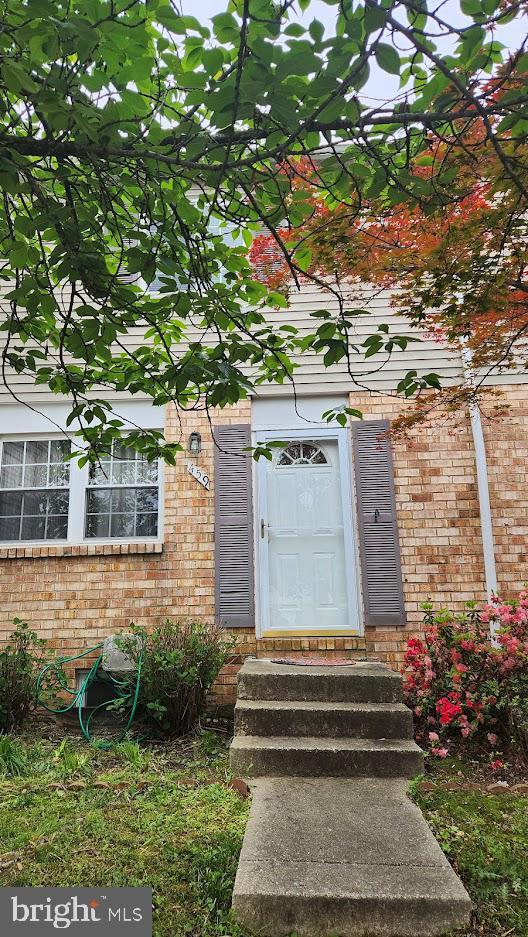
[188,431,202,455]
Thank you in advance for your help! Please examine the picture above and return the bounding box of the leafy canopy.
[0,0,526,457]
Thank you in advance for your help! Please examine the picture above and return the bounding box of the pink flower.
[487,733,498,746]
[490,759,503,771]
[461,726,471,738]
[431,747,449,758]
[428,731,439,742]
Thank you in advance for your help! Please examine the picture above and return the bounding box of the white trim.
[0,401,164,435]
[468,404,497,599]
[460,342,497,601]
[254,426,363,637]
[251,394,347,431]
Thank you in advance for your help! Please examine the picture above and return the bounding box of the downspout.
[459,341,498,605]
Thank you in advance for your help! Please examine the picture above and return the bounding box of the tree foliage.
[0,0,527,455]
[250,66,528,429]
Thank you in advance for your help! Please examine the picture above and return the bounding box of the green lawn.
[0,732,251,937]
[414,777,528,937]
[0,733,526,937]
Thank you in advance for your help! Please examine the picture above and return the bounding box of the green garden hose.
[36,643,143,749]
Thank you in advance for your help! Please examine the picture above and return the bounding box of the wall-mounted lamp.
[188,431,202,456]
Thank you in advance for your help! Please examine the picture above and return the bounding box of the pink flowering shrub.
[402,592,528,759]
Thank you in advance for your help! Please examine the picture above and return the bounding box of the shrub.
[0,618,47,733]
[402,592,528,760]
[121,620,232,737]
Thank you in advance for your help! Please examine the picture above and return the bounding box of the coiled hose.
[36,643,143,749]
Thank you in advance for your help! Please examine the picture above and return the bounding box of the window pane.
[50,440,70,462]
[111,488,137,513]
[0,491,22,516]
[136,513,158,537]
[25,440,49,464]
[113,441,136,462]
[2,441,24,466]
[47,490,70,515]
[46,516,68,539]
[136,460,158,483]
[86,490,111,514]
[0,465,23,489]
[0,516,20,540]
[111,461,137,485]
[24,464,48,488]
[23,491,49,516]
[110,513,135,538]
[89,462,112,485]
[136,488,158,513]
[86,513,110,538]
[21,515,46,540]
[49,463,70,487]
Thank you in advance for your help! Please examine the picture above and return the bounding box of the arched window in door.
[277,442,328,466]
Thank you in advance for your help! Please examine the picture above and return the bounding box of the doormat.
[270,657,357,667]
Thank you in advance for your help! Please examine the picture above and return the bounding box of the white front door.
[257,429,361,634]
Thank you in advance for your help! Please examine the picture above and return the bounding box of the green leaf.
[295,246,312,272]
[2,61,38,94]
[460,0,483,15]
[212,12,239,43]
[375,43,401,76]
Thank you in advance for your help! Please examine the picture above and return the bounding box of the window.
[0,436,160,544]
[277,442,328,466]
[0,439,70,541]
[86,441,159,539]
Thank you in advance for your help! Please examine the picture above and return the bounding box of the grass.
[0,730,251,937]
[0,734,526,937]
[413,763,528,937]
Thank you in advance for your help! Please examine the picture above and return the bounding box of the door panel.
[264,439,350,630]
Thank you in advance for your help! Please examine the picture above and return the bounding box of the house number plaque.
[188,462,210,490]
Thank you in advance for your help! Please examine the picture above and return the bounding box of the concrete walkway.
[233,777,471,937]
[230,660,471,936]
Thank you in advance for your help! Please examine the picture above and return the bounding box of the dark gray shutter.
[214,424,255,628]
[352,420,406,627]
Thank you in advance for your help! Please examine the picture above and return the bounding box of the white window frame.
[0,433,163,547]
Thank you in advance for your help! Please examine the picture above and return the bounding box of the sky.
[181,0,526,104]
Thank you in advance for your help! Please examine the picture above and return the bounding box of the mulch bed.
[425,749,528,792]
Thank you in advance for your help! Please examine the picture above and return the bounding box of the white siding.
[254,282,464,395]
[3,275,526,406]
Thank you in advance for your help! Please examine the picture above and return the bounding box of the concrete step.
[235,699,414,739]
[230,736,424,779]
[232,777,472,936]
[238,659,403,703]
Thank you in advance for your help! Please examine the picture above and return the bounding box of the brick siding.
[0,388,526,705]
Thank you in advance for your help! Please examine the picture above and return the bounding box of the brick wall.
[0,387,526,706]
[482,385,528,597]
[349,391,487,674]
[0,403,250,679]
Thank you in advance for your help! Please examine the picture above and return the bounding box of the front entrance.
[256,428,361,636]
